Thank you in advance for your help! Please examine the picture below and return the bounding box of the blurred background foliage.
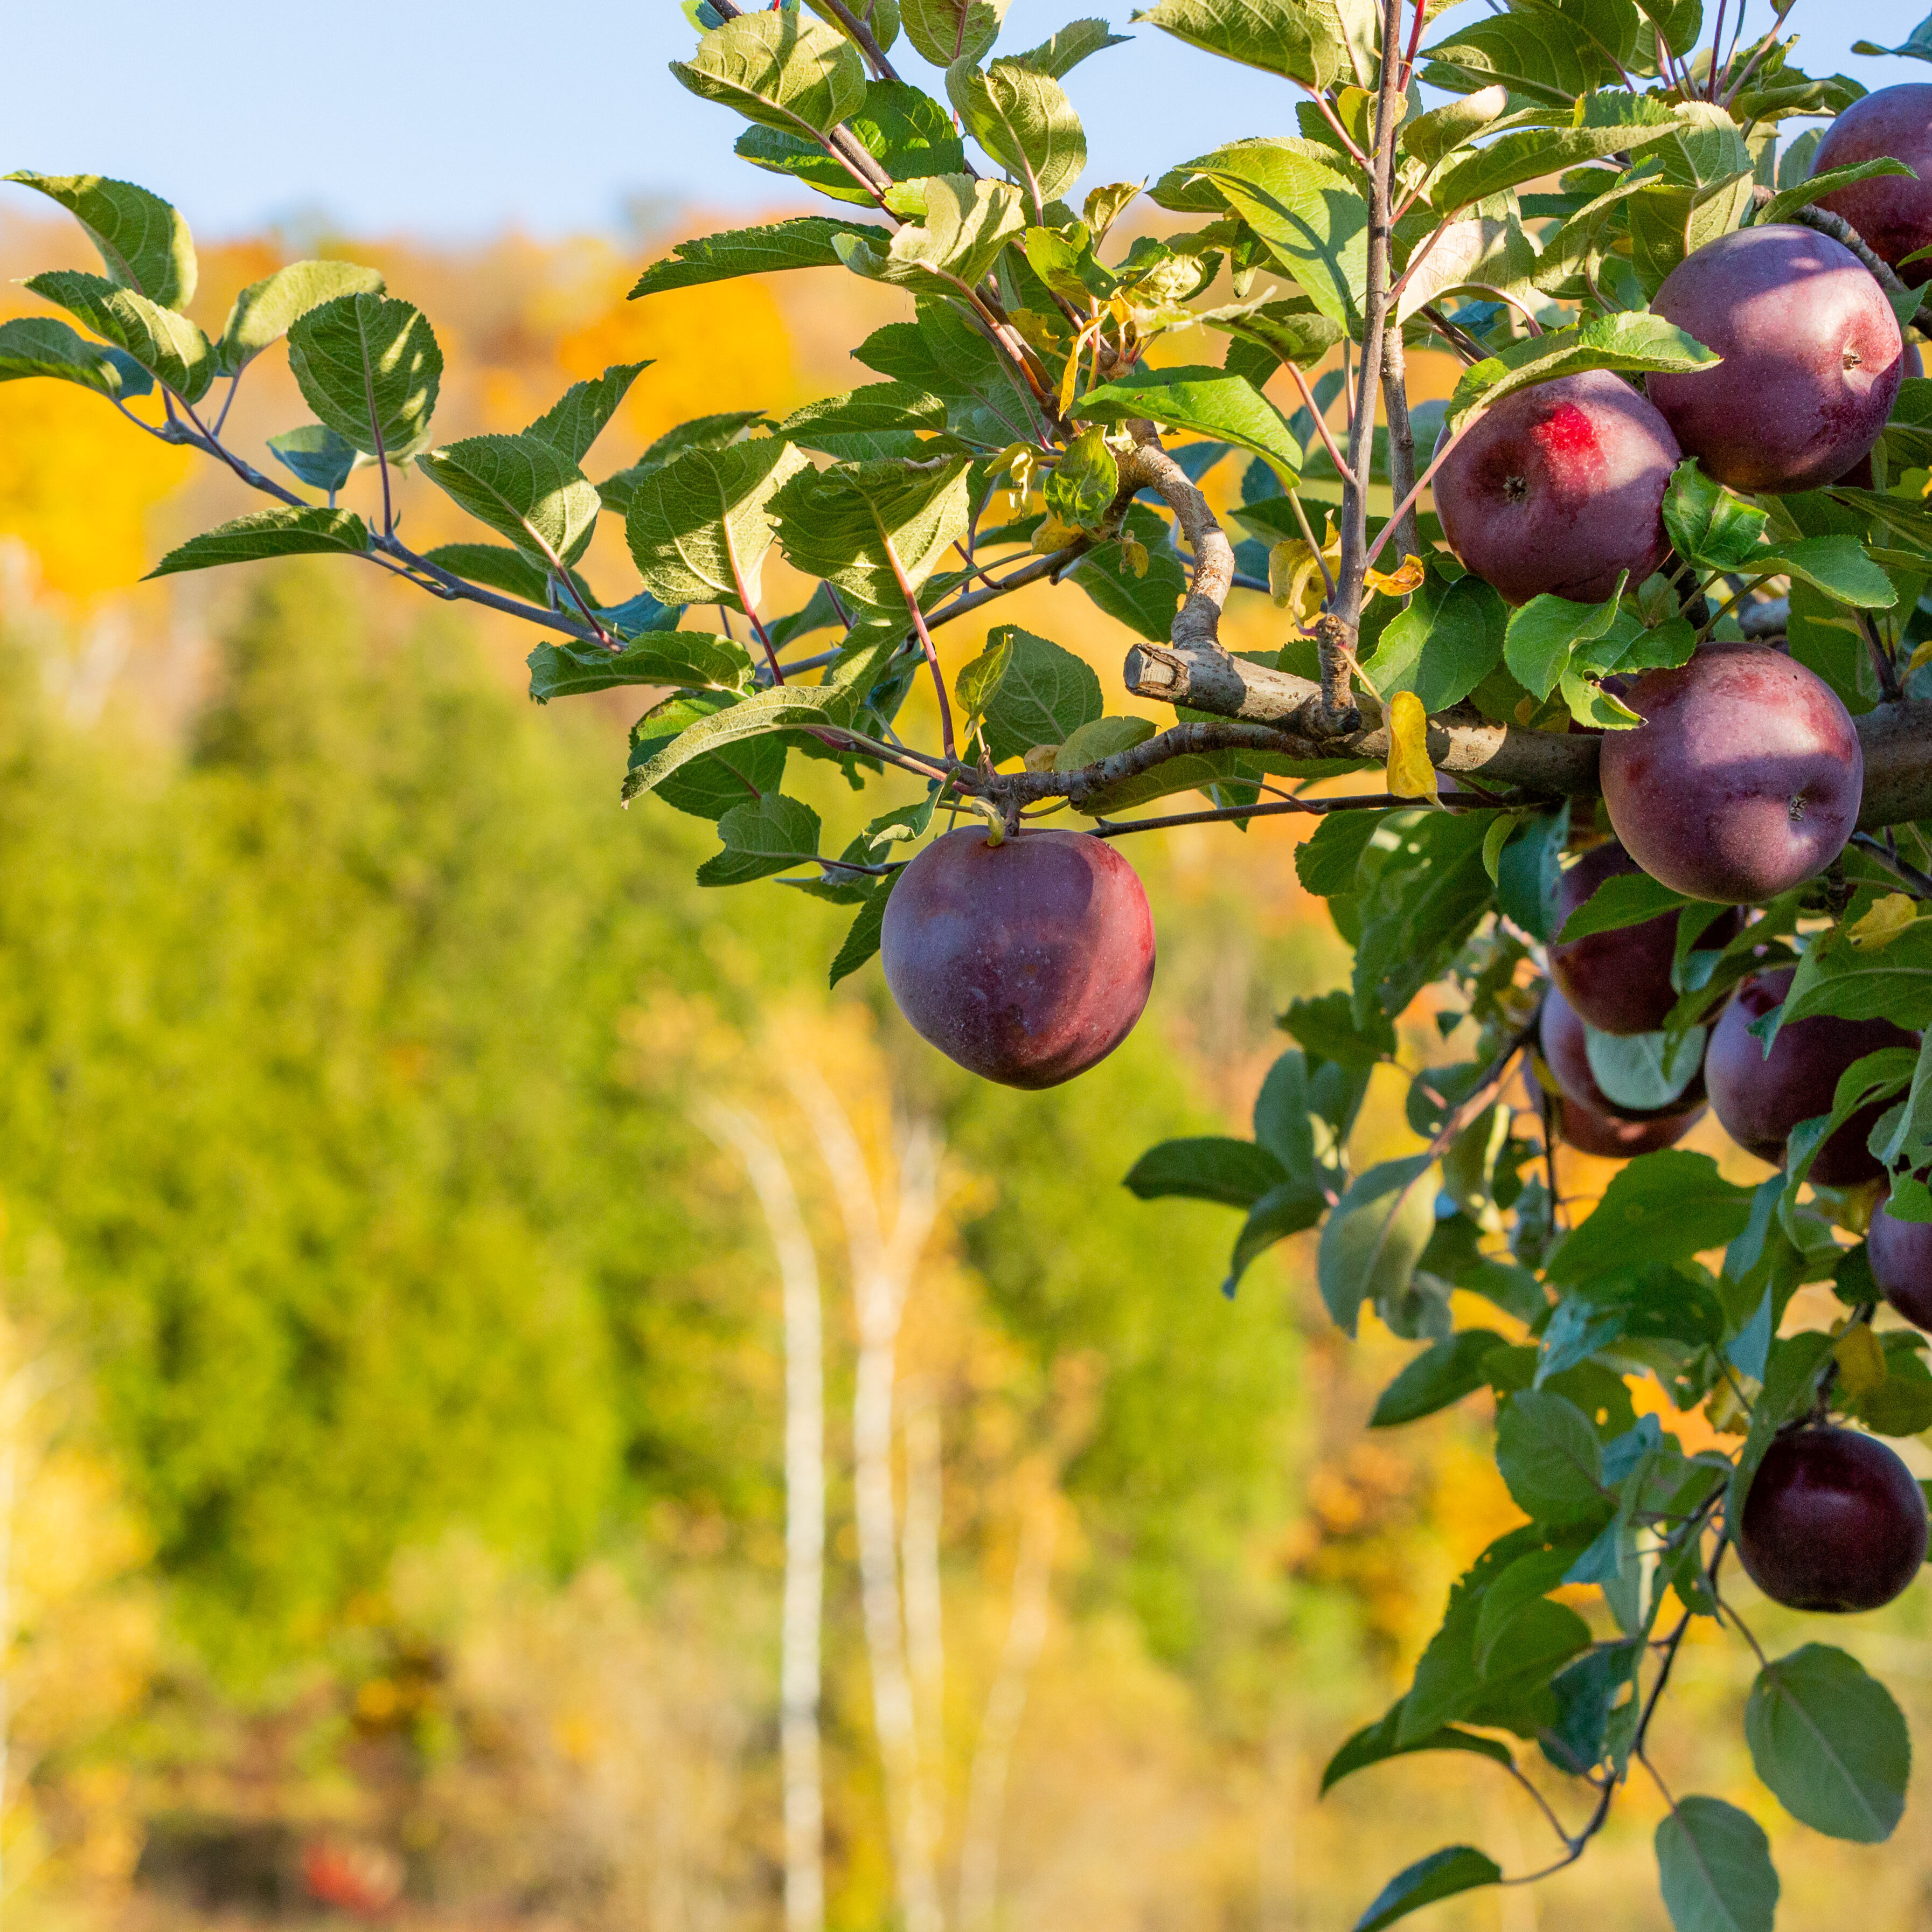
[0,200,1929,1932]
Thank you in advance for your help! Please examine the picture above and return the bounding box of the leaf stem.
[882,537,956,762]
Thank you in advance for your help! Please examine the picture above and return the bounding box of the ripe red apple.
[1867,1194,1932,1331]
[1837,337,1925,488]
[1812,84,1932,286]
[1647,225,1905,492]
[1600,644,1861,904]
[880,827,1155,1088]
[1704,968,1918,1185]
[1738,1425,1928,1612]
[1553,1092,1706,1159]
[1540,983,1706,1121]
[1432,369,1681,605]
[1549,842,1741,1035]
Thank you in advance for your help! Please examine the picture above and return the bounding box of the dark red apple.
[1812,84,1932,286]
[1432,369,1681,605]
[1837,337,1925,488]
[1647,225,1905,492]
[1868,1194,1932,1331]
[880,827,1155,1088]
[1540,983,1706,1120]
[1549,842,1741,1035]
[1738,1425,1928,1612]
[1553,1092,1706,1159]
[1705,968,1918,1185]
[1600,644,1861,904]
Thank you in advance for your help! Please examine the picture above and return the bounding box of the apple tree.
[8,0,1932,1921]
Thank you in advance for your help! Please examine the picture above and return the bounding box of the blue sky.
[0,2,1910,242]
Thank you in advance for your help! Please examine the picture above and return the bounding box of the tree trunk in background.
[694,1103,826,1932]
[900,1389,946,1778]
[791,1069,944,1932]
[956,1501,1057,1932]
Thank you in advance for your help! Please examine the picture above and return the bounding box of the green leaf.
[1066,511,1190,640]
[779,381,960,461]
[529,630,750,703]
[1496,1388,1607,1524]
[1780,922,1932,1031]
[1318,1154,1436,1337]
[1854,11,1932,59]
[145,506,370,579]
[856,297,1045,448]
[0,315,150,398]
[834,175,1030,291]
[1556,867,1693,942]
[1352,812,1496,1020]
[770,454,975,610]
[1322,1703,1513,1796]
[960,624,1103,762]
[900,0,1010,66]
[597,412,777,517]
[735,79,965,205]
[1504,583,1624,700]
[1360,570,1507,712]
[1180,138,1370,327]
[697,794,823,886]
[1448,311,1722,428]
[1009,17,1131,77]
[1780,1047,1916,1214]
[1655,1796,1778,1932]
[829,878,895,986]
[267,423,362,493]
[523,363,649,467]
[672,10,868,138]
[1584,1024,1707,1112]
[1662,458,1769,570]
[1422,1,1642,106]
[1431,99,1690,213]
[1076,365,1302,488]
[1044,425,1120,527]
[630,217,878,297]
[1133,0,1374,91]
[1252,1048,1316,1177]
[418,434,603,572]
[1352,1847,1502,1932]
[216,260,385,376]
[1296,810,1383,898]
[428,542,561,603]
[1756,158,1917,228]
[1547,1151,1756,1284]
[1746,1644,1910,1844]
[1757,534,1898,610]
[287,293,442,457]
[626,439,814,611]
[1124,1136,1288,1206]
[1401,87,1511,169]
[1200,294,1347,372]
[23,269,214,404]
[1055,714,1156,768]
[627,690,788,819]
[5,170,195,307]
[947,57,1087,210]
[1371,1330,1511,1427]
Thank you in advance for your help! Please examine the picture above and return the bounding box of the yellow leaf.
[1120,537,1149,579]
[1386,690,1435,798]
[1846,892,1919,951]
[1364,553,1425,598]
[1021,743,1060,772]
[1705,1375,1756,1436]
[1032,513,1082,554]
[1833,1322,1888,1397]
[1908,637,1932,679]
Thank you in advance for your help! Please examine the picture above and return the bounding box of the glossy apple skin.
[880,828,1155,1089]
[1548,842,1741,1036]
[1553,1093,1706,1159]
[1647,225,1905,492]
[1813,84,1932,286]
[1433,369,1681,605]
[1600,645,1862,904]
[1705,968,1919,1185]
[1738,1426,1928,1613]
[1540,983,1706,1121]
[1837,337,1924,488]
[1868,1196,1932,1331]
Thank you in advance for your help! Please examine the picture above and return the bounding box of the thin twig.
[1851,832,1932,901]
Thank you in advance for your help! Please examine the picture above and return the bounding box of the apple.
[1600,644,1861,904]
[1432,369,1681,605]
[1704,967,1918,1186]
[880,827,1156,1088]
[1539,983,1706,1140]
[1812,84,1932,287]
[1549,841,1740,1035]
[1647,225,1906,492]
[1553,1092,1706,1159]
[1867,1194,1932,1331]
[1738,1424,1928,1612]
